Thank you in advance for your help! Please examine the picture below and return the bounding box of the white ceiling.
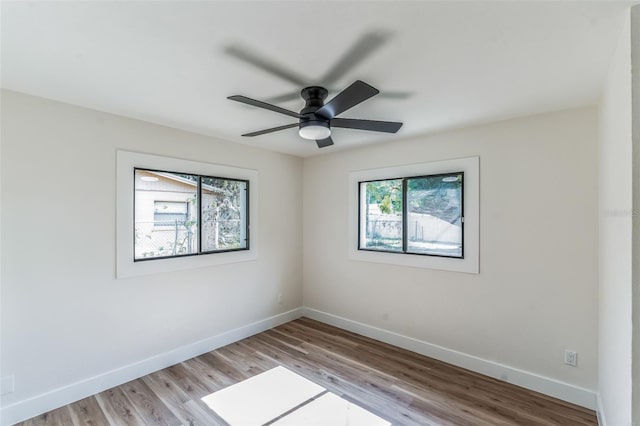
[1,1,631,157]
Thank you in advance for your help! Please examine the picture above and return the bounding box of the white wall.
[304,108,599,399]
[0,90,303,422]
[598,9,633,426]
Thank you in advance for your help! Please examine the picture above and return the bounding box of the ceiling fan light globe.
[298,124,331,140]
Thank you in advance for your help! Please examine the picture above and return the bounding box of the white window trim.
[117,150,258,278]
[348,156,479,274]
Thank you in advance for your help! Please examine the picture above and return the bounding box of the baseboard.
[0,308,303,426]
[301,307,597,410]
[596,393,606,426]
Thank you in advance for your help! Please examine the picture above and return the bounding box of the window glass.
[360,179,403,252]
[135,170,198,260]
[406,173,463,257]
[201,177,248,252]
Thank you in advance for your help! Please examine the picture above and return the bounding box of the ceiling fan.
[228,80,403,148]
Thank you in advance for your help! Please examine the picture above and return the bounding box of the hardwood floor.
[17,318,597,425]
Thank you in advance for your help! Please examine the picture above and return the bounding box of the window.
[348,156,478,273]
[134,168,248,261]
[359,172,463,258]
[117,150,258,278]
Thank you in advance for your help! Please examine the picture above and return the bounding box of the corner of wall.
[630,4,640,425]
[597,5,634,426]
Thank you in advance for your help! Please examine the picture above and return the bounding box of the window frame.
[117,150,258,279]
[133,167,250,262]
[357,171,464,259]
[348,156,479,274]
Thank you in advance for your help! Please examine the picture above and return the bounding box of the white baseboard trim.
[596,393,606,426]
[0,308,303,426]
[301,307,597,410]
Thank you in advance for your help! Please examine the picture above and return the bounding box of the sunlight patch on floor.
[201,366,324,425]
[201,366,390,425]
[271,392,391,426]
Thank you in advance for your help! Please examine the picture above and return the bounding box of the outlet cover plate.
[564,350,578,367]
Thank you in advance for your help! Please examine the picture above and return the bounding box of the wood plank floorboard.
[15,318,597,425]
[67,396,110,426]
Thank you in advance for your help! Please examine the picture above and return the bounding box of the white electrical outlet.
[564,350,578,367]
[0,375,15,395]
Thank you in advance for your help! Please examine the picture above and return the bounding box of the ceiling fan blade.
[225,45,309,87]
[316,137,334,148]
[331,118,402,133]
[241,123,298,137]
[228,95,302,119]
[321,31,392,85]
[264,91,303,104]
[265,88,410,106]
[315,80,379,120]
[378,90,412,100]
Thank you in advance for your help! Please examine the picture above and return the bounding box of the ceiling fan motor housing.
[300,86,329,116]
[299,86,331,138]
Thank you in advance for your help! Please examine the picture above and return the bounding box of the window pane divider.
[197,176,202,254]
[402,178,408,253]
